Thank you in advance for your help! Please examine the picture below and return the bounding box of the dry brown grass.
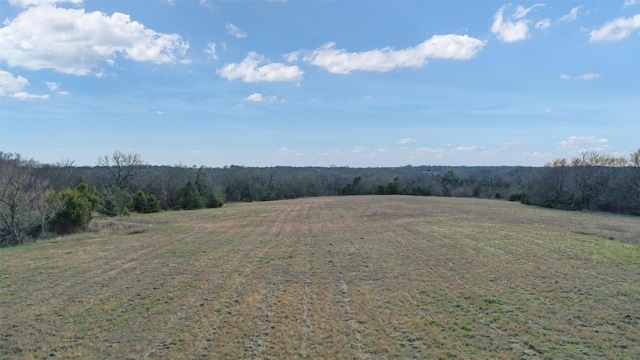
[1,196,639,359]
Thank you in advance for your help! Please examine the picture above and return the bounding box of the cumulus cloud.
[558,6,582,23]
[559,136,608,149]
[0,70,29,96]
[243,92,279,102]
[218,52,304,82]
[225,23,247,38]
[589,14,640,42]
[0,69,49,99]
[44,81,69,95]
[8,0,82,7]
[10,91,49,100]
[491,3,543,42]
[0,4,189,75]
[205,42,218,60]
[303,34,484,74]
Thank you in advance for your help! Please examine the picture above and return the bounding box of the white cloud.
[561,73,601,81]
[491,4,545,42]
[303,34,484,74]
[624,0,637,8]
[284,51,300,63]
[199,0,216,11]
[453,145,478,151]
[576,73,601,81]
[8,0,82,7]
[536,19,551,29]
[205,42,218,60]
[44,81,60,92]
[397,138,416,145]
[0,69,50,99]
[523,151,552,158]
[0,4,189,75]
[217,52,304,82]
[10,91,49,100]
[226,23,247,38]
[589,14,640,42]
[513,4,544,19]
[44,81,69,95]
[243,92,279,102]
[558,6,582,23]
[0,69,28,96]
[278,147,301,156]
[317,149,340,157]
[491,4,532,42]
[559,136,608,149]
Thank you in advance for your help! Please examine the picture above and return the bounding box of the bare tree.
[0,153,53,246]
[97,151,144,191]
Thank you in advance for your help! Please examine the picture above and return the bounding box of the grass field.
[1,196,639,359]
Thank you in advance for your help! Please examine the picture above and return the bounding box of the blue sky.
[0,0,638,167]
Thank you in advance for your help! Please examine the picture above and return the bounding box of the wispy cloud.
[559,136,608,149]
[218,52,304,82]
[303,34,484,74]
[589,14,640,42]
[491,3,544,42]
[44,81,69,95]
[204,43,218,60]
[558,6,582,23]
[536,19,551,29]
[226,23,247,38]
[560,73,601,81]
[278,147,301,156]
[397,138,417,145]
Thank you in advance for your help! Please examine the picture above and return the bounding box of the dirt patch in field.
[1,196,639,359]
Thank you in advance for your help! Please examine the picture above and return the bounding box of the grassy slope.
[1,196,639,359]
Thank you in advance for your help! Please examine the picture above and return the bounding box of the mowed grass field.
[1,196,639,359]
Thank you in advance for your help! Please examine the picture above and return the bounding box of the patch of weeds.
[327,259,334,264]
[0,292,16,301]
[214,307,223,313]
[257,254,289,267]
[484,297,505,305]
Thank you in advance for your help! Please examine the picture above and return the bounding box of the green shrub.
[49,189,93,234]
[131,191,162,213]
[509,192,529,204]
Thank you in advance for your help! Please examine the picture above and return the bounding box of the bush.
[49,189,93,234]
[509,192,529,204]
[180,181,205,210]
[131,191,161,213]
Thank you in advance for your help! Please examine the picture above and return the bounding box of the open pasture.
[1,196,639,359]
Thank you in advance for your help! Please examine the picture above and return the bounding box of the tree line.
[1,149,638,247]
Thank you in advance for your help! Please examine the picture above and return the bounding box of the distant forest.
[1,149,639,247]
